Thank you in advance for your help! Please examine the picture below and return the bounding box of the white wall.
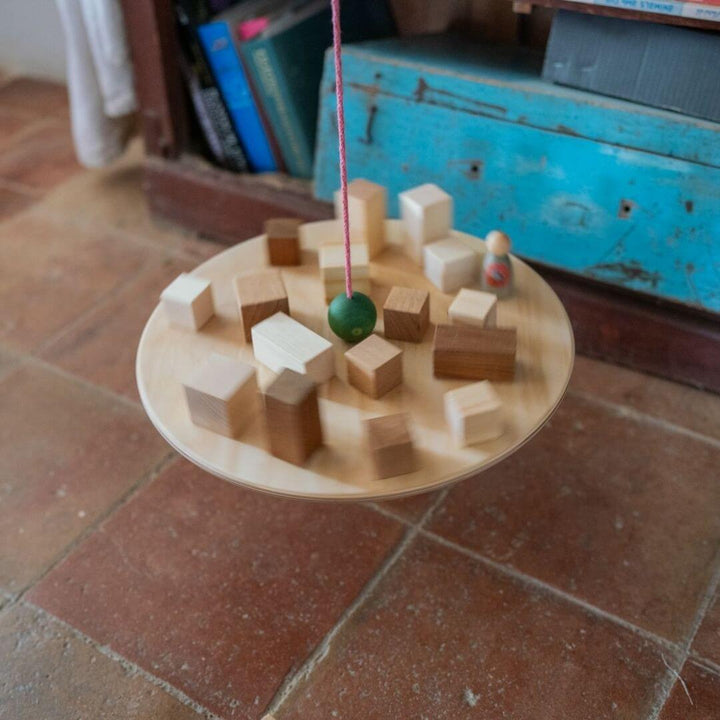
[0,0,67,82]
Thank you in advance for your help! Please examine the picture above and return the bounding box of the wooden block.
[345,334,402,399]
[383,286,430,343]
[252,312,335,383]
[448,288,497,328]
[423,239,478,293]
[399,183,453,264]
[233,269,289,342]
[365,413,416,479]
[444,380,503,447]
[264,369,323,465]
[265,217,302,266]
[184,353,258,437]
[319,243,370,301]
[160,273,214,330]
[433,324,516,380]
[334,178,387,258]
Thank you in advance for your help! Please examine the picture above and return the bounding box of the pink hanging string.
[330,0,353,298]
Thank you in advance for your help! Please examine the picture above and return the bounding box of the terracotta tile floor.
[1,77,720,720]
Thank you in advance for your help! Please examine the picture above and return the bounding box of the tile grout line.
[419,528,682,656]
[688,653,720,678]
[568,388,720,451]
[12,451,177,606]
[264,489,449,717]
[22,601,223,720]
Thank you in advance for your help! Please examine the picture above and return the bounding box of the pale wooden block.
[320,243,370,301]
[448,288,497,328]
[251,312,335,383]
[345,334,402,399]
[334,178,387,258]
[160,273,214,330]
[399,183,453,264]
[323,278,371,303]
[444,380,503,447]
[184,353,258,437]
[423,239,478,293]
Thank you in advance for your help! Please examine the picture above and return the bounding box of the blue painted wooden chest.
[314,36,720,313]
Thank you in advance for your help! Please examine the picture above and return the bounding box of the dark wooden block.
[263,369,323,465]
[383,286,430,343]
[265,217,302,266]
[365,413,416,479]
[234,269,289,342]
[433,324,516,381]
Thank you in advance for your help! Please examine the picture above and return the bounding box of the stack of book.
[175,0,396,178]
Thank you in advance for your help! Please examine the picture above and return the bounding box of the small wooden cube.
[334,178,387,258]
[160,273,214,330]
[383,286,430,343]
[265,218,302,266]
[423,239,478,294]
[252,312,335,383]
[345,334,402,399]
[444,380,503,447]
[448,288,497,328]
[319,243,370,302]
[399,183,453,264]
[264,369,323,465]
[234,268,289,342]
[433,324,516,381]
[184,353,258,437]
[365,413,416,479]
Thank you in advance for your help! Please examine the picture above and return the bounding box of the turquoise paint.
[314,36,720,312]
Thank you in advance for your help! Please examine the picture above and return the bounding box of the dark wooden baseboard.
[145,156,719,393]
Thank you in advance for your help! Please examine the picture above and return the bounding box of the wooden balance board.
[136,220,574,501]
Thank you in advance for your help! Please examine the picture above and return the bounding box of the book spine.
[197,21,278,172]
[243,41,314,178]
[557,0,720,20]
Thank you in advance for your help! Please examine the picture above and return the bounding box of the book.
[175,3,249,172]
[197,16,278,172]
[239,0,396,178]
[553,0,720,22]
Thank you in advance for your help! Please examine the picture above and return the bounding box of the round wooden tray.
[137,220,574,501]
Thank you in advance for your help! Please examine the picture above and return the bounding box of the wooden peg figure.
[482,230,514,298]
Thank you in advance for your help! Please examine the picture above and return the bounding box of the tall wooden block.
[383,286,430,343]
[252,312,335,383]
[448,288,497,328]
[335,178,387,258]
[444,380,503,447]
[365,413,416,479]
[184,353,258,437]
[160,273,214,330]
[264,369,323,465]
[345,334,402,399]
[433,324,516,380]
[319,243,370,302]
[423,239,478,294]
[233,269,289,342]
[265,217,302,266]
[399,183,453,264]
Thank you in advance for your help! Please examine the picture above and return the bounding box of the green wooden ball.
[328,292,377,343]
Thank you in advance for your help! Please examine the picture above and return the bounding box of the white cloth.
[56,0,137,167]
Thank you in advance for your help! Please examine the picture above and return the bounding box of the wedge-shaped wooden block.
[160,273,214,330]
[234,268,289,342]
[345,334,402,399]
[252,312,335,383]
[335,178,387,258]
[444,380,503,447]
[448,288,497,328]
[264,369,323,465]
[365,413,416,479]
[184,353,258,437]
[265,217,302,266]
[423,239,478,294]
[433,324,516,381]
[319,243,370,302]
[383,286,430,343]
[399,183,453,264]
